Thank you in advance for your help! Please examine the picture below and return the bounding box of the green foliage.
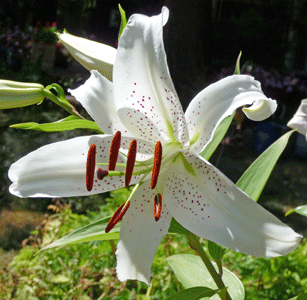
[236,130,295,202]
[286,205,307,217]
[11,116,103,133]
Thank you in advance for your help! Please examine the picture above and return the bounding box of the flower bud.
[56,31,116,81]
[0,80,45,109]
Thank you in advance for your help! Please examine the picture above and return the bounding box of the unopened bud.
[0,80,44,109]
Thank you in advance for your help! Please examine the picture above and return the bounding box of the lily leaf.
[41,216,120,251]
[10,115,103,133]
[286,205,307,217]
[236,130,295,202]
[208,240,227,265]
[168,218,189,235]
[166,286,220,300]
[118,4,127,40]
[288,294,307,300]
[166,254,245,300]
[200,113,234,160]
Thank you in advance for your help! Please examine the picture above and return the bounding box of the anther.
[86,144,96,191]
[105,201,131,233]
[125,139,137,187]
[154,193,162,221]
[97,168,108,180]
[108,131,121,171]
[151,141,162,189]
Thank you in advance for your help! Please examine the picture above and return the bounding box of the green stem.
[187,232,232,300]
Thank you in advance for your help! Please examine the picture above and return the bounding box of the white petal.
[287,99,307,136]
[9,135,154,198]
[69,70,130,135]
[185,75,277,153]
[163,151,302,257]
[57,31,116,80]
[116,180,172,285]
[113,7,189,145]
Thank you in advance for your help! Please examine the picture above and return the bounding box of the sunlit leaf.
[236,130,295,201]
[234,51,242,75]
[118,4,127,40]
[166,286,220,300]
[167,254,245,300]
[11,116,103,133]
[286,205,307,217]
[41,216,119,251]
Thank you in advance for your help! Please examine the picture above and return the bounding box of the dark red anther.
[105,201,131,233]
[86,144,96,191]
[108,131,121,171]
[154,193,162,221]
[96,168,108,180]
[151,141,162,189]
[125,139,137,187]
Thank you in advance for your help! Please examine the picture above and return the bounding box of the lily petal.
[164,151,302,257]
[287,99,307,136]
[56,31,116,80]
[9,135,154,198]
[185,75,277,153]
[114,7,189,145]
[69,70,130,135]
[116,180,172,284]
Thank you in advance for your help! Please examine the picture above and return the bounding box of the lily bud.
[287,99,307,139]
[0,80,45,109]
[56,31,116,81]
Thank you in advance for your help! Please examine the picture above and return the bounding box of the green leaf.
[40,216,120,251]
[234,51,242,75]
[286,205,307,217]
[11,116,103,133]
[118,4,127,40]
[168,218,189,235]
[288,294,307,300]
[167,254,245,300]
[207,241,227,264]
[236,130,295,201]
[200,113,234,160]
[166,287,220,300]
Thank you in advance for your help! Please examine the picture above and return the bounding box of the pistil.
[86,144,96,191]
[125,139,137,187]
[108,131,121,171]
[151,141,162,189]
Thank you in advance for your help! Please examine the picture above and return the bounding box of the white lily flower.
[56,31,117,80]
[287,99,307,140]
[9,7,301,285]
[0,80,44,109]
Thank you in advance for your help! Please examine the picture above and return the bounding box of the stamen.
[151,141,162,189]
[105,201,130,233]
[125,139,137,187]
[154,193,162,221]
[86,144,96,191]
[108,131,121,171]
[97,168,108,180]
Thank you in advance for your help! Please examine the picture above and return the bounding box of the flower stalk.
[187,232,232,300]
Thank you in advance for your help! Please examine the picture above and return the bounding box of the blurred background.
[1,1,307,299]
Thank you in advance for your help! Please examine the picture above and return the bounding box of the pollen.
[125,139,137,187]
[96,168,108,180]
[86,144,96,191]
[108,131,121,171]
[154,193,162,221]
[105,201,131,233]
[151,141,162,189]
